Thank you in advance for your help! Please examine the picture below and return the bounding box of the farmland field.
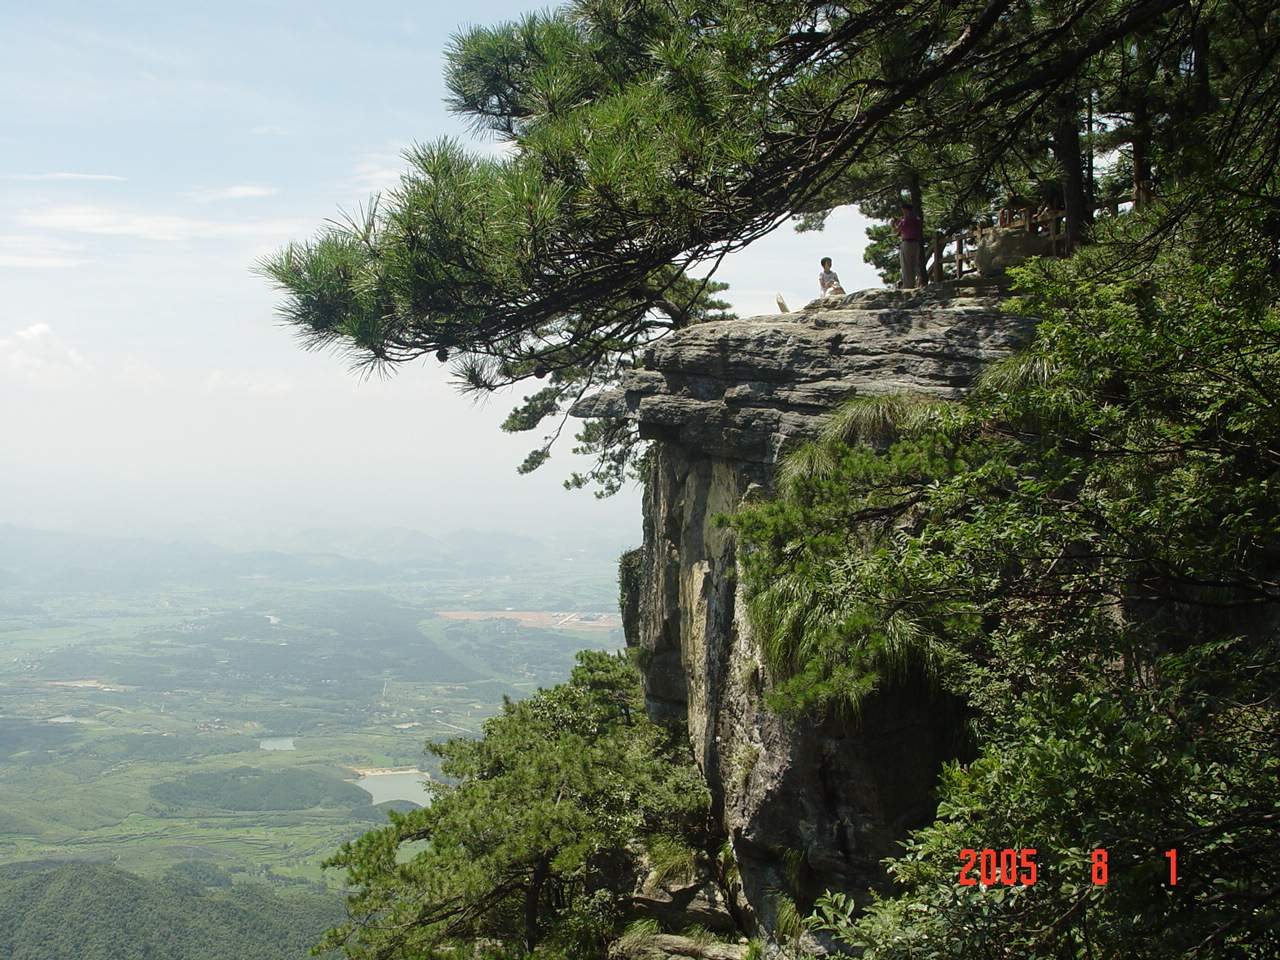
[0,525,624,885]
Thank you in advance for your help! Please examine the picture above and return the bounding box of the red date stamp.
[959,848,1037,886]
[959,848,1179,886]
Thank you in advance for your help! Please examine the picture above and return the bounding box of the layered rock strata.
[573,282,1035,934]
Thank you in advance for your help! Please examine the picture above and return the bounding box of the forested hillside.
[149,767,371,812]
[0,864,341,960]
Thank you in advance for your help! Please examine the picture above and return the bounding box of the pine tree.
[317,652,709,959]
[263,0,1280,478]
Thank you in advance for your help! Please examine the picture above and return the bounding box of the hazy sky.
[1,1,878,550]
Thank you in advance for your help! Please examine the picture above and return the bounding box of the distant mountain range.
[0,524,384,591]
[0,523,629,592]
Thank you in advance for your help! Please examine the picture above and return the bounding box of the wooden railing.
[924,199,1130,283]
[925,207,1066,283]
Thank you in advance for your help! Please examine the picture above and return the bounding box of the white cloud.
[0,322,92,386]
[1,172,126,182]
[347,149,409,194]
[186,184,279,202]
[17,204,305,243]
[0,234,86,269]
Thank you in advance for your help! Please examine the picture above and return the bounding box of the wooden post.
[955,236,964,278]
[1049,213,1059,256]
[931,235,944,283]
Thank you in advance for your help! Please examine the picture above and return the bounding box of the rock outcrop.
[574,282,1035,938]
[611,933,748,960]
[974,228,1057,276]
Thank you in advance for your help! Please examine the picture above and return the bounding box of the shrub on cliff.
[814,645,1279,958]
[318,650,710,959]
[730,236,1280,955]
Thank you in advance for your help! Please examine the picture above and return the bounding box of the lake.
[355,770,432,806]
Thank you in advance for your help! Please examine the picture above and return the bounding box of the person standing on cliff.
[892,202,924,289]
[818,257,846,297]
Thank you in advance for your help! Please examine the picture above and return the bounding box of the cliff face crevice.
[583,283,1035,935]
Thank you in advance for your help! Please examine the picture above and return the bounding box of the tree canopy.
[263,0,1280,487]
[318,651,711,959]
[0,863,341,960]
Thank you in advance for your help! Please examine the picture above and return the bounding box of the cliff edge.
[574,281,1036,935]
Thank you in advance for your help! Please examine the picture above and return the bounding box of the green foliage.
[165,859,235,889]
[732,231,1280,954]
[644,834,699,889]
[732,431,972,717]
[615,918,662,955]
[0,863,341,960]
[771,894,806,951]
[319,651,709,958]
[617,547,644,616]
[860,222,901,288]
[150,766,370,812]
[251,1,1280,952]
[802,0,1280,283]
[818,647,1280,957]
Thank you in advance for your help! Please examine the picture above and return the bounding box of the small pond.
[355,770,431,806]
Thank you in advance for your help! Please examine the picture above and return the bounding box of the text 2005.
[959,848,1038,886]
[959,848,1180,887]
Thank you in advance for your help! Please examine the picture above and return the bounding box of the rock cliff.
[574,282,1036,937]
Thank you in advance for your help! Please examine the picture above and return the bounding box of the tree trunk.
[1132,42,1155,209]
[1052,98,1089,251]
[1085,91,1096,213]
[523,856,550,952]
[907,169,925,282]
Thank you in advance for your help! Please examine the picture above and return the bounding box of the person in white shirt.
[818,257,845,296]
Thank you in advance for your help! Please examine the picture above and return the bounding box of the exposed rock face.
[574,282,1025,466]
[574,283,1034,937]
[610,933,747,960]
[974,228,1057,276]
[629,870,737,934]
[593,842,738,934]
